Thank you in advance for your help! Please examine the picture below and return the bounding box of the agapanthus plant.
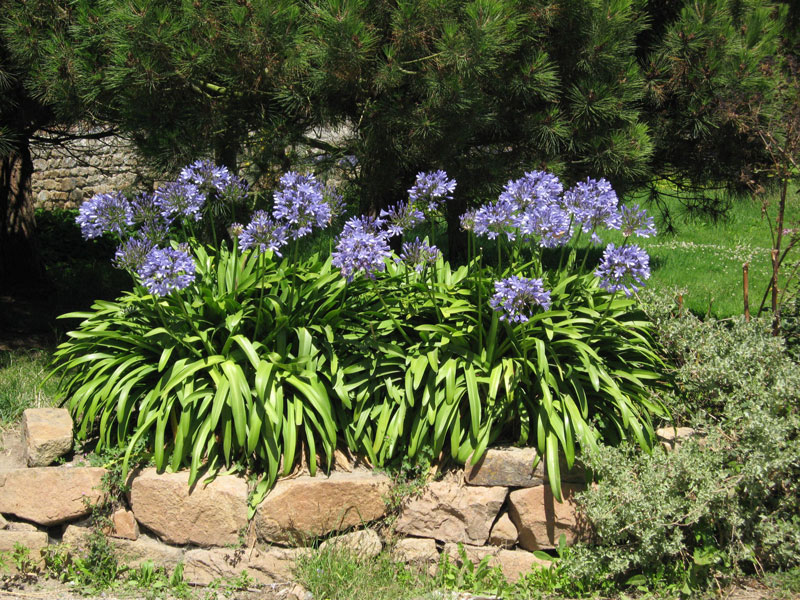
[595,243,651,297]
[136,245,196,297]
[408,170,457,214]
[489,275,551,322]
[272,172,333,239]
[332,216,392,281]
[396,237,440,273]
[238,210,289,255]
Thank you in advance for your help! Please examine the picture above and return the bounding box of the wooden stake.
[743,262,750,322]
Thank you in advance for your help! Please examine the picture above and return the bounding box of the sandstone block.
[656,426,699,451]
[464,446,584,487]
[109,508,139,540]
[22,408,73,467]
[0,467,106,526]
[130,468,248,547]
[507,484,583,551]
[0,531,48,570]
[488,512,518,549]
[319,529,382,559]
[254,471,391,545]
[442,543,550,582]
[183,546,307,585]
[391,537,439,576]
[62,525,184,570]
[394,481,507,545]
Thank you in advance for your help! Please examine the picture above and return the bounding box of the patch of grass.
[612,190,800,319]
[0,349,58,426]
[295,546,437,600]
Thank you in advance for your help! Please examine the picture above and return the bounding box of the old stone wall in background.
[31,132,151,211]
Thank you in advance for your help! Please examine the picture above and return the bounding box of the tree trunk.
[0,139,44,287]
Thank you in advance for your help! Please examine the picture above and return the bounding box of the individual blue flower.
[137,245,196,297]
[562,177,621,234]
[408,170,457,213]
[239,210,289,256]
[396,238,440,273]
[489,276,552,322]
[75,192,134,240]
[595,243,651,297]
[332,216,392,281]
[619,204,657,238]
[153,181,205,222]
[113,237,155,273]
[380,201,425,237]
[272,172,332,239]
[472,197,519,241]
[499,171,563,210]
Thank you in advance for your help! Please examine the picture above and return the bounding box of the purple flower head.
[138,221,170,246]
[619,204,656,238]
[408,170,456,213]
[460,209,477,232]
[114,237,155,273]
[179,160,248,203]
[562,178,621,233]
[379,201,425,237]
[396,238,440,273]
[340,214,385,237]
[473,197,519,241]
[272,172,332,239]
[517,203,572,248]
[130,192,165,228]
[499,171,563,210]
[332,217,391,282]
[153,181,205,222]
[239,210,289,256]
[595,243,651,297]
[489,276,552,323]
[229,222,244,238]
[76,192,134,240]
[137,245,196,297]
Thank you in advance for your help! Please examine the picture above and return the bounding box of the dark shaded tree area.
[0,0,795,280]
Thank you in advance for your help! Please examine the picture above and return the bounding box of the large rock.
[507,484,583,551]
[0,467,106,526]
[488,512,518,549]
[62,525,184,570]
[130,468,248,546]
[253,471,391,545]
[442,543,550,583]
[395,481,507,545]
[391,537,440,576]
[183,546,307,585]
[0,530,49,570]
[464,447,584,487]
[319,529,382,559]
[22,408,74,467]
[109,508,139,540]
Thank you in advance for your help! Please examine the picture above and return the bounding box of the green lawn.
[616,190,799,318]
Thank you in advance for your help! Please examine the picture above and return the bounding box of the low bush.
[562,304,800,594]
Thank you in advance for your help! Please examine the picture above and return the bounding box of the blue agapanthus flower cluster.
[408,170,457,213]
[76,192,134,240]
[178,160,247,197]
[396,238,440,273]
[380,202,425,237]
[238,210,289,256]
[332,216,392,281]
[272,172,332,240]
[153,181,205,222]
[620,204,657,238]
[113,237,156,273]
[594,243,651,297]
[562,177,621,237]
[489,275,552,322]
[136,245,196,297]
[499,171,563,209]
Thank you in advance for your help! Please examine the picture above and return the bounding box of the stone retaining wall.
[4,409,692,588]
[31,130,150,211]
